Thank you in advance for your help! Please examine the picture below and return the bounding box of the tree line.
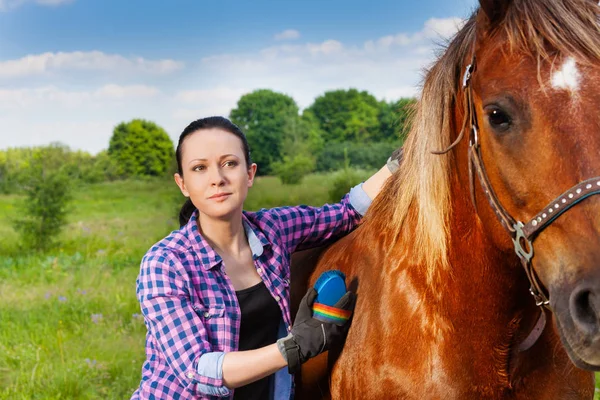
[2,88,414,250]
[1,88,413,193]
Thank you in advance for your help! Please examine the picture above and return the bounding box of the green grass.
[1,174,598,399]
[0,173,369,399]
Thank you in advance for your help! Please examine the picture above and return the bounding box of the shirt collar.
[184,210,270,270]
[242,212,271,258]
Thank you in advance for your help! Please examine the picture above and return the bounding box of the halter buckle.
[463,64,473,88]
[469,125,479,148]
[530,287,550,307]
[512,221,533,262]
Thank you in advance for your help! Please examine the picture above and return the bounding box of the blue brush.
[313,270,347,307]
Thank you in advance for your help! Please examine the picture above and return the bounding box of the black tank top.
[233,281,281,400]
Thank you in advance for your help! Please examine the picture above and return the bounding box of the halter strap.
[521,177,600,240]
[518,309,547,352]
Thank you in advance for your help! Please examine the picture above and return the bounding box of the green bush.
[108,119,174,178]
[328,168,371,202]
[12,154,73,251]
[272,154,315,185]
[0,144,123,194]
[316,140,401,172]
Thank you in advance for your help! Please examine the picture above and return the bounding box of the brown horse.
[292,0,600,398]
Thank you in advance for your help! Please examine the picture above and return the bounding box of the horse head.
[464,0,600,370]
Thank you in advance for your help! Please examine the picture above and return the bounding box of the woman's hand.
[277,288,356,374]
[361,146,403,200]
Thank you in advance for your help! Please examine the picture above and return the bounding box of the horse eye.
[486,108,511,132]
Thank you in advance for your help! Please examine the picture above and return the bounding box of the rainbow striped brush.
[312,270,351,325]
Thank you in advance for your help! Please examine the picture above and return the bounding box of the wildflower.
[84,358,97,367]
[58,296,67,302]
[44,292,51,299]
[91,313,103,324]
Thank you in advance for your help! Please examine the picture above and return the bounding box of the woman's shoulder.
[142,226,193,263]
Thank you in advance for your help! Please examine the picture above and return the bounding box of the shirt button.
[203,312,210,318]
[275,296,281,302]
[256,268,262,274]
[187,372,194,379]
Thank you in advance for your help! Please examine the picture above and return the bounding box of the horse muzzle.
[552,280,600,370]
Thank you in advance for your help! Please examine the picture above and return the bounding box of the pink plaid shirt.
[131,185,370,399]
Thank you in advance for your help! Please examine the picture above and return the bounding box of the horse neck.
[436,166,540,342]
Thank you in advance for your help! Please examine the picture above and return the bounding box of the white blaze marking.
[551,57,580,93]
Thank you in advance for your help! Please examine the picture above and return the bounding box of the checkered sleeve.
[137,251,231,398]
[270,183,370,253]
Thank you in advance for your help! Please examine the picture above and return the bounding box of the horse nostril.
[570,288,600,336]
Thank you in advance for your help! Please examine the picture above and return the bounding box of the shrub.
[316,140,401,172]
[327,149,373,202]
[272,154,315,185]
[12,154,72,251]
[108,119,174,178]
[0,143,123,194]
[328,168,371,202]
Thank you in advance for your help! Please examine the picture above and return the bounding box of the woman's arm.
[221,344,286,389]
[362,164,392,200]
[260,148,400,254]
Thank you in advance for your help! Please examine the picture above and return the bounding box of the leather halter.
[452,56,600,311]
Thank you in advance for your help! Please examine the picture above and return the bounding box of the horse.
[291,0,600,398]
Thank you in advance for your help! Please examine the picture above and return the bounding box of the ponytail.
[179,198,196,227]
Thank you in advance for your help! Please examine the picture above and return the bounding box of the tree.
[108,119,174,177]
[12,151,72,251]
[230,89,300,175]
[280,110,324,158]
[272,154,315,185]
[379,98,417,141]
[306,89,381,143]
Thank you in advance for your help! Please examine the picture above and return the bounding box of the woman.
[131,116,395,399]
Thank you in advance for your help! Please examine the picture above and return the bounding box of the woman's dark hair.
[177,116,252,227]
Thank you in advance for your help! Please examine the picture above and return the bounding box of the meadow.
[1,173,599,399]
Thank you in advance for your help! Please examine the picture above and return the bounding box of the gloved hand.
[386,146,404,173]
[277,288,356,374]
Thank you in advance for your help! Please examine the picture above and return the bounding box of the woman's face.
[175,128,257,221]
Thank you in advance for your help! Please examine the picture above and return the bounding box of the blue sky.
[0,0,477,154]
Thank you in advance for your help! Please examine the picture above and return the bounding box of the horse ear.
[478,0,511,30]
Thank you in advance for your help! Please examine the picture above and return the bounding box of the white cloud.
[274,29,300,41]
[95,84,159,99]
[0,0,73,11]
[364,17,464,51]
[175,87,246,104]
[173,87,249,120]
[0,51,183,78]
[0,84,159,109]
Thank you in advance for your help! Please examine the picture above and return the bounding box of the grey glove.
[277,288,355,374]
[386,147,404,173]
